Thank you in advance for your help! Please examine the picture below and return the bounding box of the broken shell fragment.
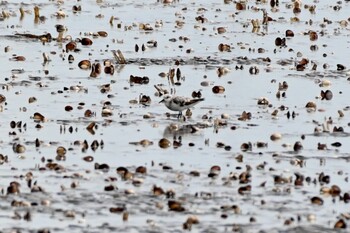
[33,112,46,122]
[4,46,10,53]
[97,31,108,37]
[251,19,260,29]
[129,75,149,84]
[65,105,73,111]
[305,101,316,109]
[208,165,221,178]
[249,66,259,74]
[238,185,251,195]
[320,90,333,100]
[337,64,346,71]
[218,43,231,52]
[139,23,153,31]
[217,67,230,77]
[135,166,147,174]
[311,196,323,205]
[338,110,344,118]
[7,182,20,194]
[68,54,74,63]
[212,86,225,94]
[72,5,82,12]
[0,154,8,164]
[217,27,226,34]
[270,133,282,141]
[84,109,94,117]
[334,219,346,229]
[0,94,6,104]
[257,97,269,105]
[95,163,110,172]
[78,60,91,70]
[275,37,286,46]
[104,185,116,191]
[66,41,77,52]
[13,143,26,153]
[80,38,93,46]
[309,30,318,41]
[238,111,251,121]
[293,141,303,152]
[241,142,252,152]
[101,108,113,117]
[159,138,171,149]
[12,56,26,61]
[109,206,126,213]
[183,216,199,230]
[320,79,331,87]
[104,65,115,75]
[168,200,185,212]
[83,156,94,162]
[140,139,153,147]
[236,2,246,10]
[56,146,67,156]
[285,29,294,37]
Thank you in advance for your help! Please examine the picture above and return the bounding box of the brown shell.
[97,31,108,37]
[81,38,93,46]
[66,41,77,51]
[78,60,91,70]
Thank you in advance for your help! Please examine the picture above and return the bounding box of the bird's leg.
[177,111,187,122]
[177,111,182,119]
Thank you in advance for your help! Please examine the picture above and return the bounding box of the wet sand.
[0,0,350,232]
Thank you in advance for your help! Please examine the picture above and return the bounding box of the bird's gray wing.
[185,98,204,107]
[172,96,187,107]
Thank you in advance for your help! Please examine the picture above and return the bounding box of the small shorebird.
[159,94,204,118]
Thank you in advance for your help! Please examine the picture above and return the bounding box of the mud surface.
[0,1,350,232]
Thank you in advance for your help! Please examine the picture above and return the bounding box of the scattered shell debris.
[0,0,349,232]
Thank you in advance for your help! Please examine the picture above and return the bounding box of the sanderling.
[159,94,204,118]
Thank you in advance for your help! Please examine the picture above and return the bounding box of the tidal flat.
[0,0,350,232]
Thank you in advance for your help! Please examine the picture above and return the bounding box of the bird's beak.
[159,99,164,103]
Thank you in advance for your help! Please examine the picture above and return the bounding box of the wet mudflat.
[0,0,350,232]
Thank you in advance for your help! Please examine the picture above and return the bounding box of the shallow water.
[0,0,350,232]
